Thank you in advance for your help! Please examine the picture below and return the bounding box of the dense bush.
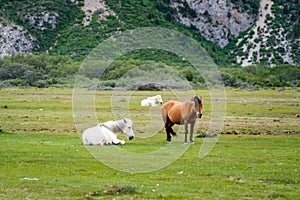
[221,65,300,88]
[0,54,298,89]
[0,54,80,87]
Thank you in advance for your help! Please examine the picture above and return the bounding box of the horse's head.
[193,96,203,118]
[157,95,163,105]
[121,118,134,140]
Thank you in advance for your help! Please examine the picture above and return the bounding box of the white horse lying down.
[141,95,163,106]
[82,118,134,146]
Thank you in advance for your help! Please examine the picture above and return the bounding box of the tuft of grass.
[82,185,138,199]
[103,184,138,195]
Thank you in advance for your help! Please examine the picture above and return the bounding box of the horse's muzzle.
[198,113,202,118]
[129,136,134,140]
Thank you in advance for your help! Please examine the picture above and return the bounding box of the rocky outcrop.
[27,11,59,31]
[171,0,256,48]
[81,0,116,26]
[0,23,36,58]
[170,0,298,66]
[233,0,296,66]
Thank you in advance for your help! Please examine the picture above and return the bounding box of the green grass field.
[0,88,299,199]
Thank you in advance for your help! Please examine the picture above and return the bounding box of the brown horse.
[161,96,203,143]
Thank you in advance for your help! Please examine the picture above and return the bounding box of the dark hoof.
[167,138,171,142]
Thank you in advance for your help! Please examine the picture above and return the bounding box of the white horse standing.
[141,95,163,106]
[82,118,134,146]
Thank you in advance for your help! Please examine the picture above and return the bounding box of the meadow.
[0,88,299,199]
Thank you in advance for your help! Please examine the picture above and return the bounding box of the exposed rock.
[235,0,296,66]
[81,0,116,26]
[27,11,59,30]
[170,0,298,66]
[0,23,36,58]
[171,0,255,48]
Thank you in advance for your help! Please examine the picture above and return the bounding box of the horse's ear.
[194,96,202,105]
[193,96,198,102]
[123,118,127,123]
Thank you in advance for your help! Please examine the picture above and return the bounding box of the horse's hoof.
[190,141,194,144]
[167,139,171,142]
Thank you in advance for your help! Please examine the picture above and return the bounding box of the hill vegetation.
[0,53,299,89]
[0,0,299,88]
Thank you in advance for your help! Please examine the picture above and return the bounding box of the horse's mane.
[193,96,202,105]
[100,118,132,133]
[101,120,122,133]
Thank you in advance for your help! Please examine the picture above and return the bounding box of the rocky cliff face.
[232,0,298,66]
[170,0,298,66]
[0,23,36,58]
[171,0,255,48]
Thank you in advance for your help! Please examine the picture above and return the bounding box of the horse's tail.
[161,104,167,124]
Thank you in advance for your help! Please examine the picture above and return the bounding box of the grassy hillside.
[0,0,299,88]
[0,0,229,64]
[0,0,298,65]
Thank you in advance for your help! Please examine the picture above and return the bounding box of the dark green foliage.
[221,65,300,88]
[178,1,197,18]
[230,0,260,14]
[0,54,80,87]
[0,53,298,88]
[270,0,300,64]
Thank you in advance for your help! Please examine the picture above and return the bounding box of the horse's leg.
[165,126,172,142]
[184,121,188,143]
[190,122,195,143]
[169,123,176,136]
[166,121,176,141]
[165,116,176,141]
[165,119,175,141]
[162,109,172,142]
[164,119,172,142]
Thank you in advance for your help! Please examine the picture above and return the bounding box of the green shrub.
[35,80,49,88]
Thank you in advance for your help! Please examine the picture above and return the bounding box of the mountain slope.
[0,0,299,66]
[228,0,300,66]
[170,0,299,66]
[170,0,257,48]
